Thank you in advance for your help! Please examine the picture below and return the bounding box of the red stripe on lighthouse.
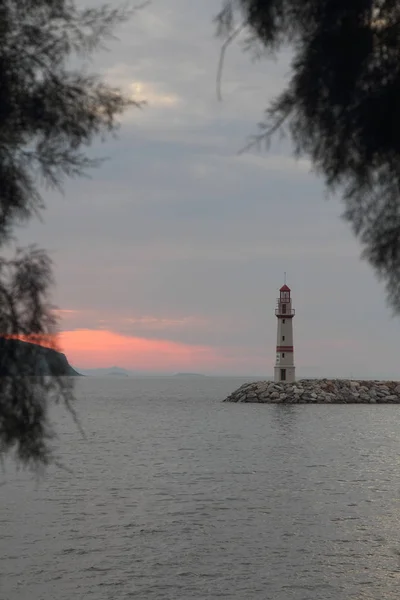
[276,346,294,352]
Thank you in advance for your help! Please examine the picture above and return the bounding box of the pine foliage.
[0,1,135,467]
[217,0,400,310]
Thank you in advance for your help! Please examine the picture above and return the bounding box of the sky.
[16,0,400,377]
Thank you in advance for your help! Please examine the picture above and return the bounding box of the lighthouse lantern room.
[274,283,296,383]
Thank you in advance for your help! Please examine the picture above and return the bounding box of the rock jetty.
[224,379,400,404]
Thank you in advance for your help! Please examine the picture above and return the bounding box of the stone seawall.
[224,379,400,404]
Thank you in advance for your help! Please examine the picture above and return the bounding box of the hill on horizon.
[77,367,209,377]
[76,367,270,379]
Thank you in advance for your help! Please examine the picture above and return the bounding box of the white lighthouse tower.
[274,282,296,383]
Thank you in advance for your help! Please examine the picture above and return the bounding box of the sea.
[1,375,400,600]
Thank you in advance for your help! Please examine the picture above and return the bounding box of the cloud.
[97,0,290,141]
[53,309,80,317]
[103,67,182,122]
[54,308,210,336]
[129,81,181,108]
[122,315,206,330]
[237,153,312,174]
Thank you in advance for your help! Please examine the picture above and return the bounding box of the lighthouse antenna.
[284,271,287,285]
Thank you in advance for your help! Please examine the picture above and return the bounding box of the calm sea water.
[1,376,400,600]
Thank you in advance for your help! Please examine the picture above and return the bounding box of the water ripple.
[1,376,400,600]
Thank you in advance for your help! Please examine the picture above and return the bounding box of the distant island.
[78,368,210,378]
[173,372,207,377]
[78,367,134,377]
[73,368,268,379]
[108,370,129,377]
[0,337,80,377]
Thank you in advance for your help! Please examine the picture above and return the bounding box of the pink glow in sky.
[59,328,227,372]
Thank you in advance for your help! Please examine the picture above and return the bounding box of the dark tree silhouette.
[0,1,137,468]
[217,0,400,310]
[0,248,76,466]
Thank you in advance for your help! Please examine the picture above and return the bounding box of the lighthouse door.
[280,369,286,381]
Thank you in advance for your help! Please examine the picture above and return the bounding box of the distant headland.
[224,379,400,404]
[0,337,80,377]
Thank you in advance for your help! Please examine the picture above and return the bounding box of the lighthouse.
[274,283,296,383]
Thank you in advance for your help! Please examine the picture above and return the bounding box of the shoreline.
[224,379,400,404]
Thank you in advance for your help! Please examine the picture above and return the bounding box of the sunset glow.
[3,333,57,350]
[59,328,224,371]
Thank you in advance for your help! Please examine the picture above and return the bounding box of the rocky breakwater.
[224,379,400,404]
